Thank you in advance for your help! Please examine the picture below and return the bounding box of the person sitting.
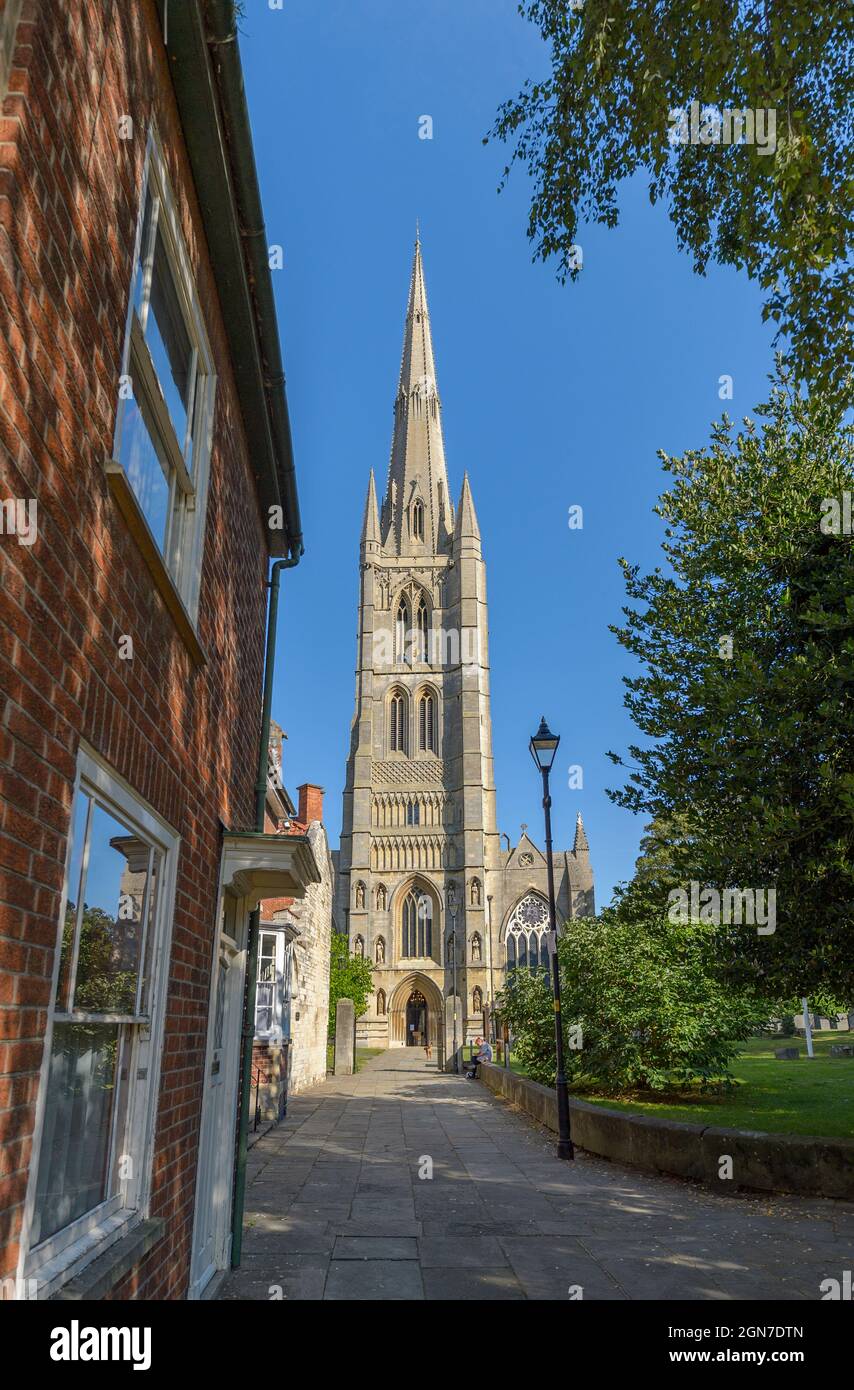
[464,1036,492,1079]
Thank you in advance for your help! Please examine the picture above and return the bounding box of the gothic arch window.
[388,688,408,755]
[377,988,386,1016]
[406,798,420,826]
[415,597,429,662]
[469,876,481,906]
[412,499,425,543]
[505,893,551,979]
[376,883,387,911]
[470,932,482,963]
[418,690,436,752]
[401,886,433,959]
[472,986,483,1014]
[395,597,410,664]
[354,880,365,909]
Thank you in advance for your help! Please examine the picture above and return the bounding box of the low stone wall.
[478,1062,854,1200]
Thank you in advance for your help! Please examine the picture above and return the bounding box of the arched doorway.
[388,973,443,1065]
[405,989,428,1046]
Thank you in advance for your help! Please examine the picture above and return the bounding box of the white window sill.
[28,1207,141,1300]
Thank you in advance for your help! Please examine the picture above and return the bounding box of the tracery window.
[395,598,409,664]
[415,598,429,662]
[418,690,436,752]
[412,499,425,542]
[401,888,432,959]
[389,689,408,754]
[505,894,551,978]
[406,799,420,826]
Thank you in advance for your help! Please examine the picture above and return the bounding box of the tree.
[328,931,374,1037]
[496,911,767,1092]
[61,902,137,1015]
[487,2,852,403]
[607,370,854,999]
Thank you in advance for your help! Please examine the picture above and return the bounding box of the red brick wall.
[297,783,324,828]
[0,0,272,1297]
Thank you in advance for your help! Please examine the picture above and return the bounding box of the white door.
[189,899,245,1298]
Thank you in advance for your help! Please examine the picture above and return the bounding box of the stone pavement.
[217,1050,854,1301]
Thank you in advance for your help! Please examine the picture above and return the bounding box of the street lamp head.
[530,716,560,772]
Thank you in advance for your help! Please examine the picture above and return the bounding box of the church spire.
[453,471,481,554]
[381,235,452,555]
[360,469,381,548]
[574,812,589,854]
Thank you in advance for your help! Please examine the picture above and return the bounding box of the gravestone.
[775,1047,800,1060]
[334,997,355,1075]
[830,1044,854,1058]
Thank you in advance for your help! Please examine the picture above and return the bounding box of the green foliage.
[496,911,767,1093]
[773,989,849,1020]
[328,931,374,1037]
[487,1,852,404]
[607,370,854,998]
[62,904,137,1014]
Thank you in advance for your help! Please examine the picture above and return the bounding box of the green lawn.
[355,1047,384,1072]
[326,1043,384,1074]
[511,1032,854,1138]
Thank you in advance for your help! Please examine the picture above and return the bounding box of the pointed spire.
[360,469,381,546]
[574,812,589,854]
[381,235,451,555]
[453,472,481,549]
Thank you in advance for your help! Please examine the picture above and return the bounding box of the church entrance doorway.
[406,990,427,1046]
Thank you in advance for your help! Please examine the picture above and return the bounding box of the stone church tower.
[334,236,594,1068]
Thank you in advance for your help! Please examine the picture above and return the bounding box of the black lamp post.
[529,717,574,1161]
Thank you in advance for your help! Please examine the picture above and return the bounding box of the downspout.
[232,552,300,1267]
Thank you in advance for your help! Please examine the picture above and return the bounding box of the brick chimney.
[297,783,324,826]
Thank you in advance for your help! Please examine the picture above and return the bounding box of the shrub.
[496,910,767,1093]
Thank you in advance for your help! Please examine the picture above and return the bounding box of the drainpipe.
[232,551,300,1267]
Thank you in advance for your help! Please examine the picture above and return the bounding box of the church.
[333,236,595,1068]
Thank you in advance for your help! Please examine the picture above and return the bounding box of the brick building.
[0,1,317,1300]
[250,725,331,1126]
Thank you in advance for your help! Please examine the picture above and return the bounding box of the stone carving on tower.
[333,234,595,1069]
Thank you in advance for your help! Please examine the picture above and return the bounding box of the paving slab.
[217,1049,852,1301]
[324,1259,425,1300]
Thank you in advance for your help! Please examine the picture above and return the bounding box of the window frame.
[418,689,436,753]
[388,688,408,755]
[415,598,429,662]
[254,930,279,1038]
[20,746,179,1297]
[505,893,551,980]
[113,129,217,623]
[0,0,22,102]
[401,887,433,959]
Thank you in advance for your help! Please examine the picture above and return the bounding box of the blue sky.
[238,0,777,905]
